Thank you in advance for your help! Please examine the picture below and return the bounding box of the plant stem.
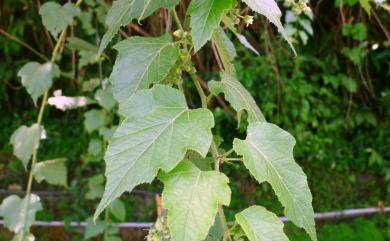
[0,28,49,62]
[103,209,109,241]
[20,1,84,239]
[172,8,184,32]
[188,67,232,241]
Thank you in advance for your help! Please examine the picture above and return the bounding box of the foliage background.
[0,0,389,240]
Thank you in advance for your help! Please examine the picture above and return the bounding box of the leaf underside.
[236,205,289,241]
[160,161,231,241]
[94,85,214,220]
[233,122,317,241]
[110,35,179,102]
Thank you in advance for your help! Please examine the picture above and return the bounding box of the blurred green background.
[0,0,389,240]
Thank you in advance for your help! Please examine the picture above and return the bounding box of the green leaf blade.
[233,122,317,241]
[242,0,296,55]
[10,124,41,169]
[110,35,180,102]
[236,205,289,241]
[160,161,231,241]
[209,70,266,123]
[98,0,180,54]
[94,85,214,220]
[189,0,233,51]
[17,62,60,104]
[32,158,68,187]
[0,194,42,233]
[39,2,81,38]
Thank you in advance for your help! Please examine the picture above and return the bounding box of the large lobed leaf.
[94,85,214,220]
[233,122,317,241]
[188,0,233,51]
[209,70,266,123]
[110,35,179,102]
[242,0,296,55]
[0,194,42,233]
[160,161,231,241]
[98,0,180,54]
[236,205,289,241]
[10,124,41,169]
[17,62,60,105]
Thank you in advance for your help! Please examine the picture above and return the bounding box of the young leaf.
[359,0,372,16]
[235,33,259,55]
[86,175,105,200]
[32,158,67,187]
[209,70,266,123]
[205,216,224,241]
[109,199,126,221]
[235,205,289,241]
[10,124,41,169]
[84,109,106,133]
[39,2,81,38]
[98,0,180,54]
[160,161,231,241]
[188,0,233,51]
[0,194,42,233]
[84,217,105,240]
[94,85,214,220]
[17,62,60,104]
[242,0,296,55]
[110,35,179,102]
[233,123,317,241]
[95,87,116,111]
[212,28,236,71]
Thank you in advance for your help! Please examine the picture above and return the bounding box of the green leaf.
[32,158,67,187]
[17,62,60,104]
[11,232,35,241]
[88,138,103,157]
[189,0,233,51]
[235,205,289,241]
[0,194,42,233]
[209,70,266,123]
[233,122,316,241]
[94,85,214,220]
[86,175,105,200]
[212,28,236,72]
[160,161,231,241]
[95,87,116,111]
[84,109,106,133]
[10,124,41,169]
[359,0,372,15]
[110,35,180,102]
[84,217,105,240]
[242,0,296,55]
[98,0,180,54]
[39,2,81,38]
[205,216,224,241]
[109,199,126,221]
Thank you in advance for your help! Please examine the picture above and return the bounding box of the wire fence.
[1,189,389,229]
[0,207,389,229]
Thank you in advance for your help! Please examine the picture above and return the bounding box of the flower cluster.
[284,0,311,15]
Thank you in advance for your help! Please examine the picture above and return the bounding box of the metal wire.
[0,207,389,229]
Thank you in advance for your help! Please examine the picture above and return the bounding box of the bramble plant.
[1,0,319,241]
